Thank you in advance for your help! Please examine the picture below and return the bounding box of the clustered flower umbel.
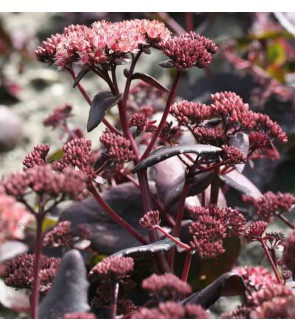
[57,138,96,182]
[89,256,134,281]
[160,31,218,71]
[4,254,61,294]
[35,19,171,68]
[142,273,191,301]
[100,130,136,164]
[23,144,50,169]
[131,301,209,319]
[243,191,295,221]
[223,284,295,319]
[139,210,160,230]
[43,104,72,128]
[188,206,246,259]
[244,221,268,243]
[0,187,33,244]
[233,266,278,292]
[43,221,73,248]
[2,164,86,201]
[170,92,287,160]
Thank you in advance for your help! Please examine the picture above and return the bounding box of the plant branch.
[88,182,147,245]
[181,251,193,282]
[260,239,282,284]
[141,71,182,159]
[277,213,294,229]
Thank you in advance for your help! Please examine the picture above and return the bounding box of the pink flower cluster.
[142,273,191,300]
[100,130,136,164]
[139,210,160,230]
[170,92,287,160]
[0,189,33,244]
[221,145,247,165]
[43,221,73,248]
[36,20,171,68]
[22,144,50,169]
[2,165,86,201]
[191,206,246,236]
[188,206,246,256]
[43,104,72,128]
[57,138,96,182]
[244,221,268,243]
[4,253,61,294]
[89,256,134,280]
[131,301,208,319]
[243,191,295,221]
[160,32,218,71]
[233,266,278,292]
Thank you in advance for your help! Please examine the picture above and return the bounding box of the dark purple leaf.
[228,132,249,173]
[111,238,176,258]
[73,64,90,88]
[38,250,89,318]
[159,59,174,68]
[182,272,246,309]
[152,157,214,208]
[131,72,169,93]
[219,170,262,199]
[87,91,122,132]
[133,145,221,173]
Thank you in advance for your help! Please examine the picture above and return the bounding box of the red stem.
[154,226,190,251]
[31,214,44,319]
[260,240,282,284]
[141,71,182,160]
[185,13,193,32]
[88,182,147,245]
[277,213,294,229]
[210,169,220,206]
[111,282,119,319]
[181,251,193,282]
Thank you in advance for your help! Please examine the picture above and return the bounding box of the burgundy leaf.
[228,132,249,173]
[181,272,246,309]
[131,72,169,93]
[73,64,90,88]
[87,91,122,132]
[219,170,262,198]
[133,145,221,173]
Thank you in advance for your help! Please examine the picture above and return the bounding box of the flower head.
[2,165,86,201]
[89,256,134,281]
[43,104,72,128]
[221,145,247,164]
[233,266,278,292]
[131,301,208,319]
[57,138,96,182]
[139,210,160,230]
[142,273,191,300]
[4,254,61,294]
[23,144,50,169]
[100,130,136,164]
[244,221,268,243]
[35,33,63,64]
[0,191,33,244]
[160,32,217,71]
[243,192,295,221]
[43,221,73,248]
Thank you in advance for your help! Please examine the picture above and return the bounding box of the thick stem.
[141,71,182,160]
[260,240,282,284]
[111,282,119,319]
[181,251,193,282]
[154,226,190,251]
[168,181,190,269]
[185,13,193,32]
[31,214,44,319]
[277,213,294,229]
[137,170,171,273]
[210,169,220,206]
[88,182,147,245]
